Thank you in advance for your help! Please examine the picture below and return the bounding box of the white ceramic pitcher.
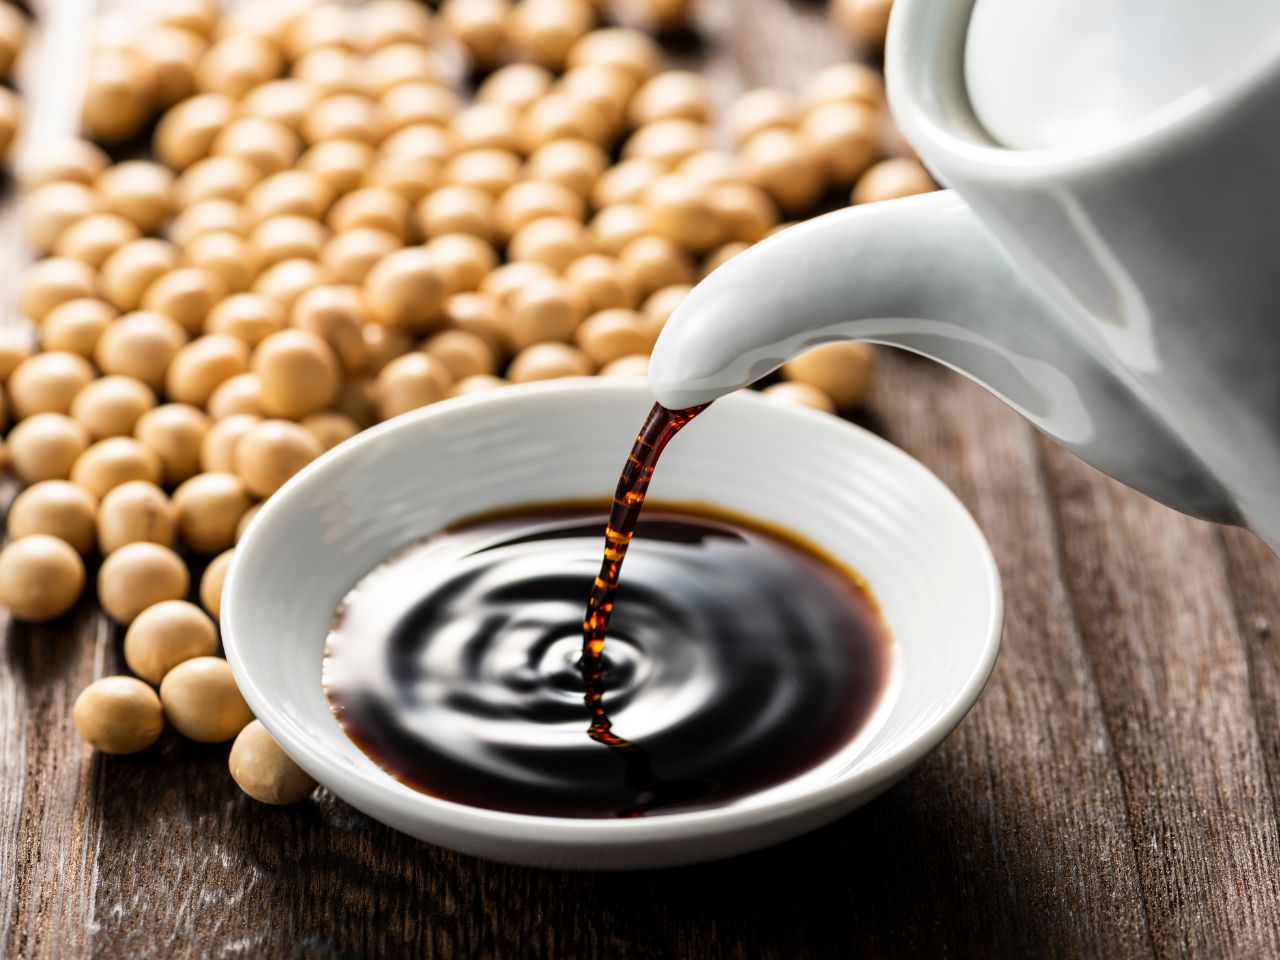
[648,0,1280,550]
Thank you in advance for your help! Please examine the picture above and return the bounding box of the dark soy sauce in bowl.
[324,404,891,819]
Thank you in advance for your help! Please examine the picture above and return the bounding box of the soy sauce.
[578,403,707,811]
[324,404,890,819]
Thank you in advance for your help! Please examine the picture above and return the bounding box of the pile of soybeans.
[0,0,24,166]
[0,0,932,804]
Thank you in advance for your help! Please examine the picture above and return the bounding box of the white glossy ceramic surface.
[965,0,1279,149]
[648,0,1280,552]
[223,381,1002,870]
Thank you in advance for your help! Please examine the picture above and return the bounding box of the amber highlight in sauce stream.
[581,402,706,757]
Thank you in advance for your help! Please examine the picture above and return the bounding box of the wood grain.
[5,0,1280,957]
[1,2,110,956]
[1041,441,1280,957]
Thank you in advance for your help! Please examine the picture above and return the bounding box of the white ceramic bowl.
[223,380,1002,870]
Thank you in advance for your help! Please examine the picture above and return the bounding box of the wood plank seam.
[1215,528,1280,842]
[1037,436,1280,955]
[1029,435,1161,957]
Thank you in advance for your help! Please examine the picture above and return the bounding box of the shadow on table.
[82,738,1081,960]
[568,777,1074,959]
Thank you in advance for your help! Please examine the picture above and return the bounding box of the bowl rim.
[223,379,1003,845]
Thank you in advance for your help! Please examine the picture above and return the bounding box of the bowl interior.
[224,380,1000,851]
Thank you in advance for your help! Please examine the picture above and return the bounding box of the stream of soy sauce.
[324,399,891,818]
[578,401,709,814]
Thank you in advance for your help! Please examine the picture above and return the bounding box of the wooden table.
[6,1,1280,956]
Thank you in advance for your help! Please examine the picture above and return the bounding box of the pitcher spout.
[648,190,1236,525]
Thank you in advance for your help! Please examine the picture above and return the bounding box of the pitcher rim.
[887,0,1280,181]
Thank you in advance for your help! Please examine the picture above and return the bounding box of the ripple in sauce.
[324,502,891,819]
